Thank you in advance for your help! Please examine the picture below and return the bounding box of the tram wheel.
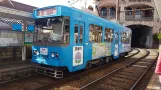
[105,57,110,63]
[85,62,92,69]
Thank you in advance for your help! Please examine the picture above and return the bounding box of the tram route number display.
[40,48,48,55]
[38,8,57,16]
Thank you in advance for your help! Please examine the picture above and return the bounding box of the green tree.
[158,33,161,40]
[153,33,158,40]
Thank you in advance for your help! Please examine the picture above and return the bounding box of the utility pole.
[84,0,87,8]
[95,0,100,16]
[116,0,119,23]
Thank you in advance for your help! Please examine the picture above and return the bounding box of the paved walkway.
[0,60,36,72]
[146,73,161,90]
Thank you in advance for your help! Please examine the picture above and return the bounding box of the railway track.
[0,49,139,90]
[79,49,158,90]
[33,49,145,90]
[35,49,156,90]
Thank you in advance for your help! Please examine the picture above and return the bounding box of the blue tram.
[32,5,132,77]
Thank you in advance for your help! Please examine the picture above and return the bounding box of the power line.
[68,0,80,6]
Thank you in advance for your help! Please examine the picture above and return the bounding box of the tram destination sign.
[37,8,57,16]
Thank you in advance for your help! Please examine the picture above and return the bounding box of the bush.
[158,33,161,40]
[153,33,161,40]
[153,33,158,40]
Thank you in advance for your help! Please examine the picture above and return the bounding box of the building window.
[135,7,142,15]
[109,7,116,19]
[135,7,142,19]
[89,24,102,43]
[101,7,107,16]
[126,7,133,15]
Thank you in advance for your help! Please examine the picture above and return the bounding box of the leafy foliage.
[153,33,161,40]
[158,33,161,40]
[153,33,158,40]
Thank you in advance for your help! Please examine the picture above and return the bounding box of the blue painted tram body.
[32,5,132,73]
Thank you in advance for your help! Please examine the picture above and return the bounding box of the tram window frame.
[74,24,79,44]
[115,32,119,43]
[126,32,131,44]
[89,24,102,43]
[79,25,83,44]
[125,32,128,44]
[121,32,126,44]
[33,16,71,46]
[121,32,124,43]
[63,17,70,44]
[104,28,113,42]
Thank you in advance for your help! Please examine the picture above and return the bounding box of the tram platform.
[0,60,36,73]
[146,72,161,90]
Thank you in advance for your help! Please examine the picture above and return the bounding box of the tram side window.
[127,32,131,44]
[63,17,70,44]
[80,25,83,44]
[89,24,102,43]
[115,32,119,43]
[121,32,124,43]
[74,24,78,44]
[125,32,129,44]
[121,32,126,44]
[105,28,113,42]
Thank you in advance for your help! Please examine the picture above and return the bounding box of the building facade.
[96,0,161,48]
[0,0,36,61]
[153,0,161,20]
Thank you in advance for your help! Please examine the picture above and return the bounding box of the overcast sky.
[12,0,67,7]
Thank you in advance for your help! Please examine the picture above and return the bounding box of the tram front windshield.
[34,17,68,45]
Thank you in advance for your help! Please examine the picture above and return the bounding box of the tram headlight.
[56,53,59,58]
[33,50,39,55]
[51,52,55,57]
[51,52,59,58]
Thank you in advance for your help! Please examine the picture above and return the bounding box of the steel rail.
[130,50,159,90]
[34,49,140,90]
[79,49,149,90]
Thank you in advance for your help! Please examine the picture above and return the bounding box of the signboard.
[24,32,33,44]
[38,8,57,16]
[0,30,23,46]
[12,23,22,31]
[73,46,83,66]
[27,24,35,32]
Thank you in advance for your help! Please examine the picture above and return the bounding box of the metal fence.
[125,15,154,21]
[100,15,116,20]
[129,0,151,2]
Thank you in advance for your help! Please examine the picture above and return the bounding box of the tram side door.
[73,21,85,67]
[113,31,119,59]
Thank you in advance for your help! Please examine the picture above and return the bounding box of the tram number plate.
[40,48,48,55]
